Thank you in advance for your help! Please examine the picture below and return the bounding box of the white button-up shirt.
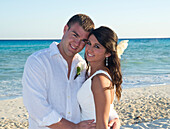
[22,42,86,129]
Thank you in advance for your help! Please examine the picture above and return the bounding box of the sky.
[0,0,170,39]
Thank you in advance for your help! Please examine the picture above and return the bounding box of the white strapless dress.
[77,70,118,123]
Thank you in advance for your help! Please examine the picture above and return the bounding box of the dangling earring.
[106,57,108,66]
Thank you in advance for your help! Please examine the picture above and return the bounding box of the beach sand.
[116,84,170,129]
[0,97,28,128]
[0,85,169,129]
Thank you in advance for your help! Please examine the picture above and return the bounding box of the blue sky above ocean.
[0,0,170,39]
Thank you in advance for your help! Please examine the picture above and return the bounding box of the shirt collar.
[49,41,84,68]
[50,41,60,57]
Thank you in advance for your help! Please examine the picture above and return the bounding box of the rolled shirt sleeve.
[22,55,62,127]
[109,104,119,121]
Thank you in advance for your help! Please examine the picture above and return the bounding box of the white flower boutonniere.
[74,63,83,80]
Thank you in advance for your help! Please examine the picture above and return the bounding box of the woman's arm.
[91,74,112,129]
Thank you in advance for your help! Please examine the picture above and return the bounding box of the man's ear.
[63,25,69,34]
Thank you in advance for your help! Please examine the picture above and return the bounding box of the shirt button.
[68,112,70,114]
[68,96,70,98]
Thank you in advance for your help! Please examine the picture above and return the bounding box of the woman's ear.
[63,25,69,34]
[105,53,111,58]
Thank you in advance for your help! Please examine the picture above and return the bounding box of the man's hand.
[76,120,96,129]
[108,118,120,129]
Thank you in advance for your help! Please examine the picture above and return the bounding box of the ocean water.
[0,38,170,100]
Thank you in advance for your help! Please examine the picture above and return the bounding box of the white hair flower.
[117,40,129,59]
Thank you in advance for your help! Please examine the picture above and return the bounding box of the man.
[22,14,120,129]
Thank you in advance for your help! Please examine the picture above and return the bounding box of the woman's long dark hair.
[85,26,122,101]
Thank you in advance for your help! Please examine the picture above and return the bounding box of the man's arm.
[108,118,120,129]
[23,55,63,127]
[108,107,120,129]
[48,118,95,129]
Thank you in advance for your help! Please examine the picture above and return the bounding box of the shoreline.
[0,85,169,128]
[0,84,169,101]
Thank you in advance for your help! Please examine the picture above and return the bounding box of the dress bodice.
[77,70,118,122]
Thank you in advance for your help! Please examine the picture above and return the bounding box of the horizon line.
[0,37,170,40]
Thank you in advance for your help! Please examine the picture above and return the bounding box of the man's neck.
[57,44,74,79]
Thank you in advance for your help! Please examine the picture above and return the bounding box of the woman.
[77,26,123,129]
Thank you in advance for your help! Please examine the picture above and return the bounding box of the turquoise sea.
[0,38,170,100]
